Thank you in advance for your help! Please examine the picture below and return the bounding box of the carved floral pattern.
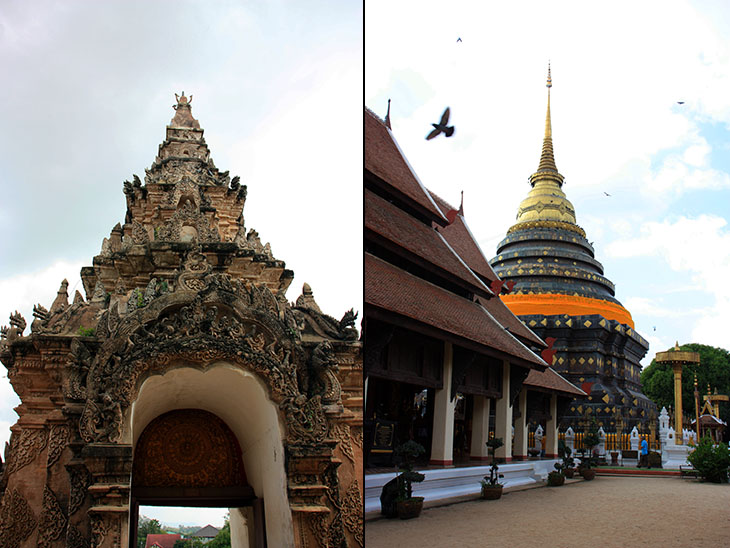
[66,524,90,548]
[331,423,355,464]
[0,489,36,548]
[46,424,71,468]
[342,481,363,546]
[5,427,47,475]
[67,464,92,516]
[133,409,246,488]
[37,485,67,547]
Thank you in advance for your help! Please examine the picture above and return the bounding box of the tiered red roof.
[366,253,546,368]
[365,107,554,371]
[365,189,493,298]
[365,108,447,224]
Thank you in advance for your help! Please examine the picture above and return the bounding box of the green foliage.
[482,437,505,487]
[77,326,96,337]
[137,518,164,548]
[641,343,730,435]
[558,442,574,469]
[207,520,231,548]
[395,441,426,500]
[579,419,600,470]
[547,469,565,486]
[687,436,730,483]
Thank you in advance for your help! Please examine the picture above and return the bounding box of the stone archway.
[129,365,293,547]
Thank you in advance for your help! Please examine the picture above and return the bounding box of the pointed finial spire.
[529,63,562,186]
[384,99,392,129]
[458,190,464,215]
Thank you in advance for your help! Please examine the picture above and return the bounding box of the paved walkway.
[365,476,730,547]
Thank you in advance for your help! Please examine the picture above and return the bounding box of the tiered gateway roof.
[488,69,653,427]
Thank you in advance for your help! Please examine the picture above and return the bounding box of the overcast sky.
[0,0,361,528]
[366,0,730,366]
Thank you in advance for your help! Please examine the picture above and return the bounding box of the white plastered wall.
[126,363,295,547]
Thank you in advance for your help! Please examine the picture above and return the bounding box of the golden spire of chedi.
[513,64,577,228]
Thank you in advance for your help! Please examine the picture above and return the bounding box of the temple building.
[489,68,655,431]
[364,105,584,469]
[0,94,362,548]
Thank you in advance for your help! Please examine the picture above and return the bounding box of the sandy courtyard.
[365,476,730,547]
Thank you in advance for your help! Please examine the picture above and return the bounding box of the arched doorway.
[130,408,265,547]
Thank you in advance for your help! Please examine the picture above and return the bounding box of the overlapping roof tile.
[524,367,586,397]
[365,253,546,369]
[365,108,447,223]
[366,189,492,297]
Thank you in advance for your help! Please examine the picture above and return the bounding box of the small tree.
[482,437,504,487]
[394,440,426,500]
[207,519,231,548]
[687,436,730,483]
[580,421,600,470]
[137,518,164,548]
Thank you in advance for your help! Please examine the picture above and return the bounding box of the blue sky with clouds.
[366,0,730,368]
[0,0,361,528]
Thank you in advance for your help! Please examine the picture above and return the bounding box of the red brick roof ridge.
[365,254,547,368]
[144,533,182,548]
[433,229,495,297]
[474,299,547,370]
[365,107,448,223]
[426,189,546,348]
[428,190,501,281]
[524,366,587,397]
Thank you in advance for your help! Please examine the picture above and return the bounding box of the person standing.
[639,437,649,468]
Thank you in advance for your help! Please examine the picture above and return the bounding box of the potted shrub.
[558,443,575,478]
[578,425,600,481]
[547,462,565,486]
[480,437,505,499]
[394,441,426,519]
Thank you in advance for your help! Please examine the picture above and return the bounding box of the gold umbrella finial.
[674,341,680,350]
[547,61,552,89]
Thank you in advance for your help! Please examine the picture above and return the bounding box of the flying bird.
[677,101,685,105]
[603,192,611,196]
[457,37,462,42]
[426,107,455,140]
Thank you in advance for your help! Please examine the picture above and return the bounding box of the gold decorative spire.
[511,64,576,228]
[532,63,562,182]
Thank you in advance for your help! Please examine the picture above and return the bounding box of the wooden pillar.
[430,342,454,465]
[545,393,558,458]
[494,360,512,462]
[513,389,528,460]
[469,395,491,461]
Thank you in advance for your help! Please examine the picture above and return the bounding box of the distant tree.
[207,519,231,548]
[137,518,164,548]
[641,343,730,441]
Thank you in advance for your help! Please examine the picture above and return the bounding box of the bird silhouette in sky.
[426,107,455,140]
[677,101,685,105]
[457,37,462,42]
[603,191,611,196]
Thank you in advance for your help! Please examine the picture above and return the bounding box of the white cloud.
[608,215,730,349]
[0,260,86,330]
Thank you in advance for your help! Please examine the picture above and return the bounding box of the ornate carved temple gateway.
[0,93,362,548]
